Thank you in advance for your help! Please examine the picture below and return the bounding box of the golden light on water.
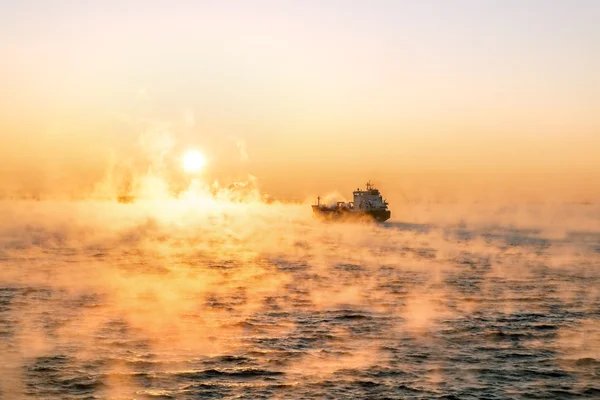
[182,150,206,173]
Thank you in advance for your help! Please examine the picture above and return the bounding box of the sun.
[182,150,206,172]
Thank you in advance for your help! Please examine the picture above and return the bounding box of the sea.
[0,200,599,399]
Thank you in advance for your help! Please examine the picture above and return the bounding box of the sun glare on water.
[182,150,206,172]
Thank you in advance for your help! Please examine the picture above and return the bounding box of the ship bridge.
[352,181,388,211]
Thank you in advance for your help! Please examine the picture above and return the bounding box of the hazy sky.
[1,0,599,201]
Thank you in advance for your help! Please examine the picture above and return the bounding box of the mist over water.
[0,196,599,399]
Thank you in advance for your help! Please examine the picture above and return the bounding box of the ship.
[312,181,391,222]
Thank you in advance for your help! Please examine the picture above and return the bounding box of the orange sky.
[1,1,599,203]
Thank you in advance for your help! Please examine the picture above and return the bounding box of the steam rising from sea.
[0,193,599,399]
[0,116,598,398]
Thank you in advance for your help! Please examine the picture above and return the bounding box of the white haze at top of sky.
[3,1,598,111]
[2,0,598,135]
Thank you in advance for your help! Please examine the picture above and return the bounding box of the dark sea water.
[0,201,599,399]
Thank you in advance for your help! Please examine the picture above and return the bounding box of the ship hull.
[312,207,390,222]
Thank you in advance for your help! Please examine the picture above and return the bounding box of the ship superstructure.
[311,181,391,222]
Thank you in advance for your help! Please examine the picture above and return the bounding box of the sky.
[1,0,599,202]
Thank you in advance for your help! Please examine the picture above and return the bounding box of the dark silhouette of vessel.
[312,181,391,222]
